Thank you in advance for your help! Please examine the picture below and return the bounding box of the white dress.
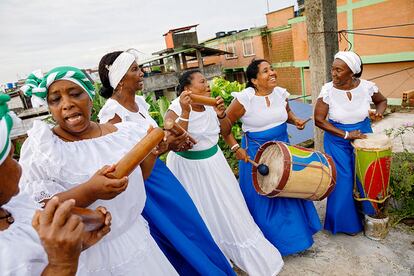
[18,120,177,276]
[318,79,379,124]
[0,193,49,276]
[166,99,284,276]
[98,96,157,129]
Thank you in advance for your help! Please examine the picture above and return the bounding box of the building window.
[242,38,254,56]
[225,42,237,59]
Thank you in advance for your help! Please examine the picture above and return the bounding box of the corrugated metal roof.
[163,24,199,36]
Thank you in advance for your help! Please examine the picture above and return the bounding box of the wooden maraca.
[69,128,165,231]
[71,207,106,232]
[189,94,217,106]
[164,119,197,144]
[106,127,165,179]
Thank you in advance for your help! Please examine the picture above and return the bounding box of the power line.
[343,22,414,32]
[384,72,413,97]
[343,31,414,40]
[368,66,414,81]
[309,22,414,40]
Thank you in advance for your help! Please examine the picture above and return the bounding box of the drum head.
[255,143,286,194]
[353,133,392,150]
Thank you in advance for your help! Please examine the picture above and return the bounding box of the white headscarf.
[107,49,139,89]
[334,51,362,75]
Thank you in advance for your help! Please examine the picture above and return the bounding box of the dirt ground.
[278,200,414,276]
[234,200,413,276]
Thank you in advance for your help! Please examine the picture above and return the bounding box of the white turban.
[334,51,362,75]
[107,49,139,89]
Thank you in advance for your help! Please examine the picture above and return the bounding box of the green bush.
[385,123,414,224]
[211,77,245,176]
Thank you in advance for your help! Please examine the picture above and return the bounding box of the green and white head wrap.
[0,94,14,165]
[36,66,95,100]
[20,69,43,97]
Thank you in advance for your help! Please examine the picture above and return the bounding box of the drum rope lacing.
[270,151,336,199]
[254,140,336,199]
[354,149,390,204]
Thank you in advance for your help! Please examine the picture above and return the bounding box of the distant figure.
[314,51,387,235]
[222,59,322,256]
[20,69,47,108]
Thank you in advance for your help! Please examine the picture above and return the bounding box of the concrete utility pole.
[305,0,339,151]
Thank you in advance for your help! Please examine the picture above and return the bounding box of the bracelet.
[217,112,227,120]
[344,131,349,140]
[230,144,240,152]
[178,117,189,122]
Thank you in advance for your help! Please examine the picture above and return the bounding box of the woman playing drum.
[18,66,178,275]
[222,59,322,256]
[97,50,235,275]
[164,70,284,275]
[314,51,387,235]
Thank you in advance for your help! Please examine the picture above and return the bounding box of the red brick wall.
[266,6,294,28]
[269,30,294,63]
[276,67,302,95]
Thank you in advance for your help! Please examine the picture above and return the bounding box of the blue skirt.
[239,123,322,256]
[143,159,235,276]
[324,118,373,234]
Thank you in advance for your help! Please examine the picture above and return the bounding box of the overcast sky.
[0,0,295,83]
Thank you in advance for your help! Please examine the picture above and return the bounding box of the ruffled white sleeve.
[231,87,254,111]
[318,83,332,105]
[98,99,128,123]
[276,87,290,100]
[167,98,182,117]
[18,123,68,203]
[364,80,379,97]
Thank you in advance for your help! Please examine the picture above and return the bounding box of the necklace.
[0,209,14,225]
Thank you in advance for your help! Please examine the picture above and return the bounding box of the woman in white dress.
[0,94,110,276]
[97,50,236,275]
[314,51,387,235]
[221,59,322,256]
[164,70,284,276]
[18,66,177,275]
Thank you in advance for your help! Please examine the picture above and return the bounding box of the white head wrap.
[108,49,139,89]
[334,51,362,75]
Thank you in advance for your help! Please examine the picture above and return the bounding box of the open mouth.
[64,113,83,124]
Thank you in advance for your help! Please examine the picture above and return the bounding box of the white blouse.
[18,120,162,275]
[98,96,158,129]
[231,87,289,133]
[168,98,220,151]
[318,79,379,124]
[0,193,48,276]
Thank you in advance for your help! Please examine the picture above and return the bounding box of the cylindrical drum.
[353,133,392,215]
[252,141,336,201]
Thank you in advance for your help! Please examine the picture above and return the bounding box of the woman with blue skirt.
[314,51,387,235]
[223,59,322,256]
[97,50,234,275]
